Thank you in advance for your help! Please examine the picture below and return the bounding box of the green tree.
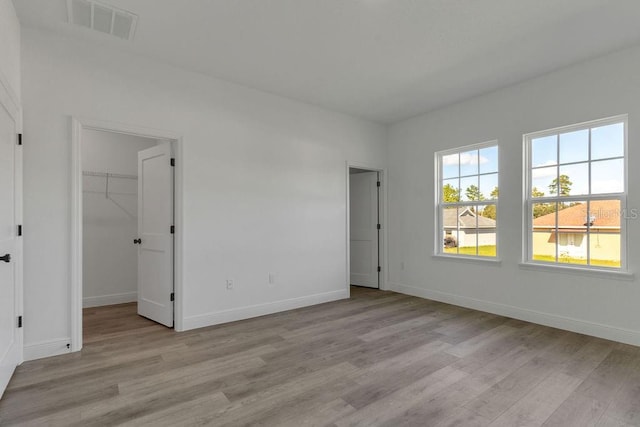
[549,174,572,197]
[465,185,485,201]
[442,183,460,202]
[533,203,556,218]
[490,187,499,199]
[531,187,545,198]
[481,204,497,220]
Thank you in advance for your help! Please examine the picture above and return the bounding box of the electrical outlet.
[268,273,276,284]
[226,279,233,290]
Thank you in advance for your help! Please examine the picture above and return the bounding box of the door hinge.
[170,158,175,167]
[17,225,22,236]
[17,133,22,146]
[170,225,175,234]
[377,266,381,273]
[17,316,22,328]
[170,292,175,302]
[377,181,381,187]
[377,224,381,230]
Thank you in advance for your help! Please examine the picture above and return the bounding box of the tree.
[465,185,485,201]
[533,203,556,218]
[549,174,572,197]
[442,183,460,202]
[481,204,496,220]
[490,186,499,199]
[531,187,545,198]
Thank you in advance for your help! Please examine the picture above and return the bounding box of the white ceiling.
[13,0,640,123]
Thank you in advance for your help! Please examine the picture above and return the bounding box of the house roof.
[443,208,496,229]
[533,200,621,229]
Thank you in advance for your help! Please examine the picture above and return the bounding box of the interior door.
[349,170,379,288]
[137,144,174,327]
[0,103,20,397]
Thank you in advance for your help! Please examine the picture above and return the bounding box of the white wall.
[82,129,157,307]
[21,29,387,358]
[388,43,640,345]
[0,0,20,104]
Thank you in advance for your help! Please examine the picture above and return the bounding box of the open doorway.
[71,118,182,352]
[349,167,381,289]
[81,130,173,341]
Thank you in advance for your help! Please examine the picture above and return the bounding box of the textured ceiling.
[14,0,640,123]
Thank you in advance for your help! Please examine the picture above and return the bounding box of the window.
[525,115,627,270]
[436,142,498,258]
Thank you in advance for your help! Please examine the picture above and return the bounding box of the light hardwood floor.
[1,287,639,426]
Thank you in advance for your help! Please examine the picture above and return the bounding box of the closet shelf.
[83,171,137,180]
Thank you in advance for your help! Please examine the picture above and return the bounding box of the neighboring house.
[443,207,496,248]
[532,200,621,260]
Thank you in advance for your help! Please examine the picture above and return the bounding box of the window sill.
[518,262,635,281]
[432,254,502,266]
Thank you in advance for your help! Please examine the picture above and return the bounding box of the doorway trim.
[346,161,388,295]
[0,72,23,377]
[70,117,184,352]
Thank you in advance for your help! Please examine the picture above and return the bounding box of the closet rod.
[83,171,138,180]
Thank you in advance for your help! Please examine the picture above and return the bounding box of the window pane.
[93,4,113,34]
[479,146,498,174]
[555,201,587,265]
[559,129,588,164]
[589,199,621,268]
[532,135,557,167]
[591,158,624,194]
[477,204,497,257]
[460,176,480,201]
[558,163,588,196]
[443,207,460,254]
[455,206,478,256]
[460,150,479,176]
[480,173,498,200]
[592,122,624,160]
[531,166,557,197]
[532,201,557,262]
[442,153,459,179]
[442,178,460,202]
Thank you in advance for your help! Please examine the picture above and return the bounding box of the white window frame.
[523,114,628,272]
[434,140,499,260]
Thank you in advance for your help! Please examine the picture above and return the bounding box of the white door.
[349,171,379,288]
[137,144,174,327]
[0,103,21,397]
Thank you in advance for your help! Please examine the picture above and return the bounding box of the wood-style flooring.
[1,287,640,426]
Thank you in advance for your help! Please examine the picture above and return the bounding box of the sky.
[531,122,624,196]
[442,121,624,201]
[442,145,498,201]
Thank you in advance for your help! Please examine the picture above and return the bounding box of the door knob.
[133,238,142,244]
[0,254,10,263]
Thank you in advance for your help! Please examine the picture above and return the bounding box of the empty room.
[2,0,640,425]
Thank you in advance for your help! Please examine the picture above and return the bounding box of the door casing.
[70,117,183,352]
[345,161,387,297]
[0,78,22,397]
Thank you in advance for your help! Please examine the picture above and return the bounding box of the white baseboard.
[389,282,640,347]
[24,338,72,361]
[83,292,137,308]
[0,366,13,399]
[183,289,349,331]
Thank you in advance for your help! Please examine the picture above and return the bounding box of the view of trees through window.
[439,144,498,257]
[527,119,626,268]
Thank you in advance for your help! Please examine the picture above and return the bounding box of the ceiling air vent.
[67,0,138,41]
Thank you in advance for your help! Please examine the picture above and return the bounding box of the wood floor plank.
[334,366,469,427]
[1,286,640,426]
[488,372,583,426]
[463,356,558,420]
[543,393,608,427]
